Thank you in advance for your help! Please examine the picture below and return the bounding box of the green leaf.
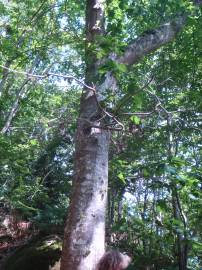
[30,139,38,146]
[118,172,126,184]
[130,115,141,124]
[115,63,127,73]
[142,168,150,177]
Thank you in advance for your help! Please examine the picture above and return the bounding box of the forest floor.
[0,208,63,270]
[0,208,39,268]
[0,226,36,268]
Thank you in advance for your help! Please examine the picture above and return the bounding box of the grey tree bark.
[60,1,109,270]
[60,1,200,270]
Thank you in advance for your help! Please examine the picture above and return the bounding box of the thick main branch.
[119,16,186,65]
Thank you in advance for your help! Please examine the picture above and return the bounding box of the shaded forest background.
[0,0,201,269]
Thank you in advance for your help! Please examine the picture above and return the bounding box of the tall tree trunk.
[168,118,188,270]
[60,1,109,270]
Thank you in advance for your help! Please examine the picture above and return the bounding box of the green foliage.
[0,0,82,226]
[107,4,201,267]
[0,0,201,269]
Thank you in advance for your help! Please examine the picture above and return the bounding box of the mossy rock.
[2,235,62,270]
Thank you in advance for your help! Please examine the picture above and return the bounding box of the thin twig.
[0,65,95,91]
[91,92,124,130]
[121,111,154,116]
[114,76,154,113]
[144,85,171,115]
[91,124,123,131]
[103,109,124,130]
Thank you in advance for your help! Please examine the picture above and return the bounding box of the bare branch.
[0,65,95,91]
[1,79,30,134]
[144,85,171,115]
[118,16,186,66]
[121,112,154,117]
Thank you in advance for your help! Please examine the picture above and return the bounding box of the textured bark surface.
[118,16,186,65]
[60,127,109,270]
[60,1,109,270]
[118,0,202,66]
